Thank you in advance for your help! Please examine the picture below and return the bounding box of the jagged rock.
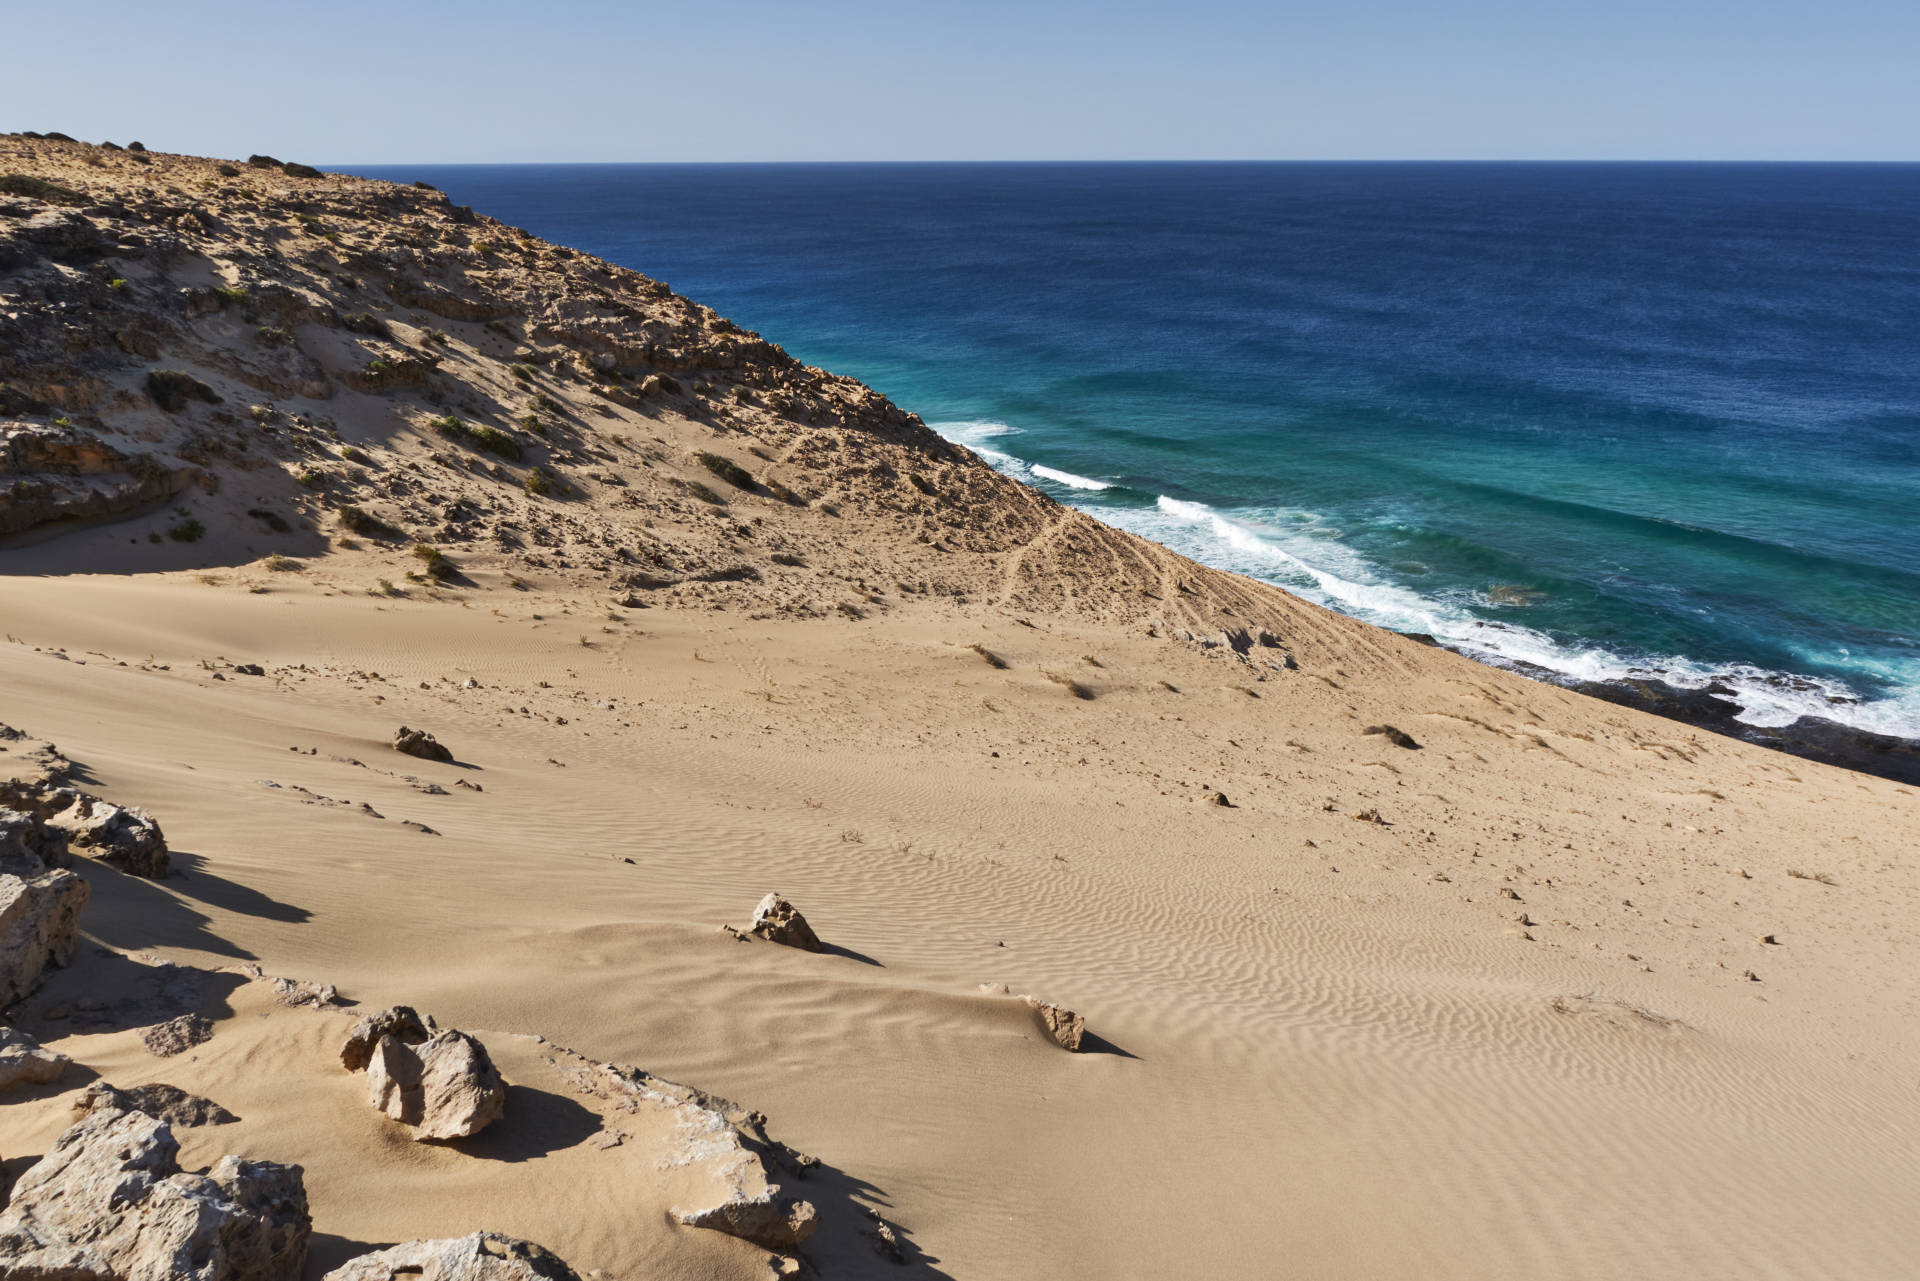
[323,1232,583,1281]
[749,892,822,952]
[77,1080,239,1126]
[0,781,169,877]
[674,1194,820,1251]
[339,1003,433,1071]
[0,1102,310,1280]
[0,804,69,875]
[365,1029,506,1141]
[0,867,88,1006]
[140,1013,214,1057]
[393,726,454,763]
[1022,996,1087,1052]
[0,1025,70,1092]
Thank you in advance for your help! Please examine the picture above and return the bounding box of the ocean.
[350,162,1920,741]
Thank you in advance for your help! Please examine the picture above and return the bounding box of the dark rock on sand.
[394,726,455,763]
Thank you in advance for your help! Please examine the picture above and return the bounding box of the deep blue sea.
[351,162,1920,739]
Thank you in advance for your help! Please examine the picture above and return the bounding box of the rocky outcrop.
[393,727,454,763]
[361,1028,507,1141]
[0,804,69,875]
[0,865,88,1006]
[0,1102,310,1280]
[0,422,201,536]
[673,1195,820,1250]
[339,1003,433,1071]
[323,1232,583,1281]
[0,1024,70,1092]
[749,892,822,952]
[0,782,169,878]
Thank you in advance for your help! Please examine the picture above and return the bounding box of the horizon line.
[333,157,1920,168]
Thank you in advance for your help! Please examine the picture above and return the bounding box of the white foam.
[936,421,1920,740]
[1031,464,1112,491]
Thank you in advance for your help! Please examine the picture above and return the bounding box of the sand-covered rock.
[77,1080,240,1127]
[1023,996,1087,1052]
[322,1232,583,1281]
[394,727,454,763]
[0,1102,310,1280]
[0,866,88,1005]
[749,892,822,952]
[365,1028,507,1141]
[0,1024,70,1092]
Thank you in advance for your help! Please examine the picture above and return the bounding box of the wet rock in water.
[365,1029,507,1141]
[339,1003,434,1071]
[394,726,454,763]
[0,865,88,1006]
[1364,724,1422,750]
[323,1231,583,1281]
[1022,996,1087,1052]
[0,1025,70,1092]
[749,892,822,952]
[0,1102,310,1280]
[139,1012,214,1057]
[77,1080,240,1126]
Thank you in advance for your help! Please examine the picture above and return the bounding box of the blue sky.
[7,0,1914,161]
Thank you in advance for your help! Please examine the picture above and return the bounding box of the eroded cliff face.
[0,133,1331,651]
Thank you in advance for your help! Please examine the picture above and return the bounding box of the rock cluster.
[323,1232,583,1281]
[0,779,170,877]
[343,1007,505,1141]
[0,1100,310,1280]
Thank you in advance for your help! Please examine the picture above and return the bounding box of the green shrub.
[336,504,395,536]
[524,467,554,496]
[109,277,127,291]
[340,311,388,337]
[412,543,456,580]
[430,414,523,461]
[693,451,755,491]
[167,517,206,543]
[214,286,249,307]
[257,325,291,345]
[338,445,368,465]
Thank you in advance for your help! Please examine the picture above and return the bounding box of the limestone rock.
[0,781,169,878]
[366,1029,506,1141]
[1022,996,1087,1052]
[140,1013,214,1057]
[0,867,89,1006]
[0,805,70,875]
[394,726,454,763]
[0,1024,70,1092]
[77,1080,239,1127]
[749,892,822,952]
[339,1004,433,1071]
[0,1102,310,1280]
[323,1232,583,1281]
[674,1193,819,1251]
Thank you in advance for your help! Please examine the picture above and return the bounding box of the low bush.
[167,517,206,543]
[336,504,395,536]
[0,174,89,206]
[694,451,755,491]
[412,543,456,581]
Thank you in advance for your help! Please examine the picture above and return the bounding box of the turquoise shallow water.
[355,162,1920,738]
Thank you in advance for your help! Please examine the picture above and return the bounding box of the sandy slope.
[2,568,1917,1280]
[2,136,1918,1280]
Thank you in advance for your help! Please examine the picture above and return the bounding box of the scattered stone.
[749,892,822,952]
[1354,808,1389,825]
[139,1013,214,1057]
[1208,790,1232,807]
[1022,996,1087,1052]
[0,1102,310,1280]
[0,1025,70,1092]
[394,726,454,763]
[233,663,265,676]
[77,1080,239,1126]
[1499,887,1523,900]
[0,865,89,1005]
[1364,724,1422,750]
[365,1029,507,1141]
[340,1004,434,1071]
[324,1232,583,1281]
